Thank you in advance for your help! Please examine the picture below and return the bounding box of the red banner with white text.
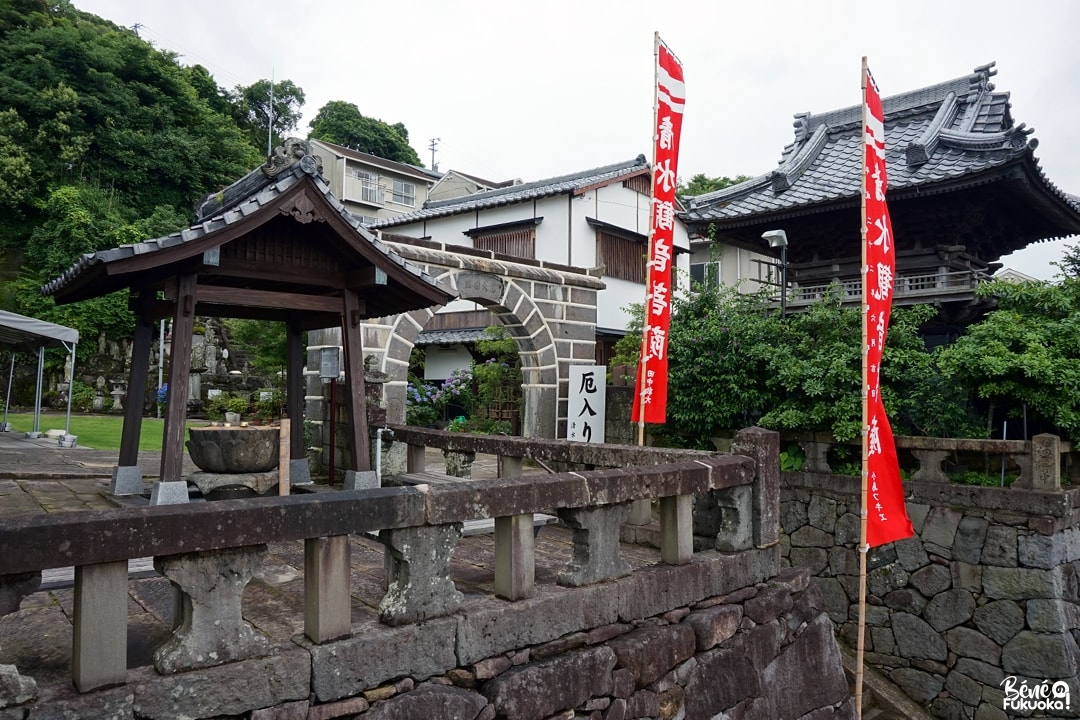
[863,66,914,547]
[633,37,684,424]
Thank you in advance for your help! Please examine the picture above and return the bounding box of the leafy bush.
[205,393,248,421]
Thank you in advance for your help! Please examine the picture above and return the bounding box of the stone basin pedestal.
[186,426,281,497]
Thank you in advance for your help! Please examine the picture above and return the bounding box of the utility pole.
[428,137,440,171]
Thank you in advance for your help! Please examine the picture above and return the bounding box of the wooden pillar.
[160,274,197,483]
[341,289,370,471]
[119,291,155,467]
[286,314,305,458]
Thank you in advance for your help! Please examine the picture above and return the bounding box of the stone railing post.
[909,448,950,483]
[660,495,693,565]
[732,427,780,548]
[379,524,463,626]
[800,439,832,473]
[1028,433,1062,490]
[444,449,475,478]
[305,536,352,643]
[494,455,535,601]
[557,502,633,586]
[153,545,269,674]
[73,561,128,691]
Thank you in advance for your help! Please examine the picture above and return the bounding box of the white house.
[373,154,692,376]
[308,139,442,226]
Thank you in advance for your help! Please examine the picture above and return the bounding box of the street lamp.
[762,229,788,316]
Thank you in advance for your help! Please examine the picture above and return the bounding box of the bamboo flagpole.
[855,55,871,720]
[856,57,915,717]
[633,34,684,446]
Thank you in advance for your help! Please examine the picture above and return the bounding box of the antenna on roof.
[428,137,441,172]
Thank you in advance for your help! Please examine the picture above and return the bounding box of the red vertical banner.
[633,36,684,425]
[862,65,913,547]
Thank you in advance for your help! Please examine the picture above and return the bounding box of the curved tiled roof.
[681,63,1080,226]
[375,155,649,228]
[41,140,449,310]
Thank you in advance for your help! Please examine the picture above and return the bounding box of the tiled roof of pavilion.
[681,63,1080,233]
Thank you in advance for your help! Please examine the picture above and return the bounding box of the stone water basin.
[186,425,279,474]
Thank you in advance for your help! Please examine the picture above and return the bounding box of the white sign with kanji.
[568,365,605,444]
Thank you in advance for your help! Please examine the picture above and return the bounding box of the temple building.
[681,62,1080,343]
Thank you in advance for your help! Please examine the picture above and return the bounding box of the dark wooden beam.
[286,314,305,458]
[181,286,345,314]
[345,265,389,289]
[341,289,370,471]
[213,257,347,288]
[160,274,197,483]
[120,291,156,466]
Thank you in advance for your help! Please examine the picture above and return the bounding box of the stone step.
[842,647,937,720]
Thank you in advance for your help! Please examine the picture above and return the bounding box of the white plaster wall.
[423,344,473,381]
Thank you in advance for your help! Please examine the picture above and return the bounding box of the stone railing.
[0,428,778,714]
[785,431,1076,488]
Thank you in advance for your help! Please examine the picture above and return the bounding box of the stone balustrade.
[784,431,1075,489]
[0,428,775,707]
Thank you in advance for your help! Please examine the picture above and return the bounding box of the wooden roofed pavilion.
[43,138,452,485]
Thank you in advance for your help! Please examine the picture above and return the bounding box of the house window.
[357,215,379,226]
[349,168,381,204]
[623,174,651,195]
[690,260,721,291]
[392,180,415,206]
[473,226,536,258]
[597,232,647,284]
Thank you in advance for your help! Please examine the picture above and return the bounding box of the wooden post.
[341,289,370,471]
[279,418,291,496]
[286,314,305,459]
[160,274,197,483]
[119,291,155,467]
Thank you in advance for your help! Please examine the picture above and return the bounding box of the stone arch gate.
[308,241,604,443]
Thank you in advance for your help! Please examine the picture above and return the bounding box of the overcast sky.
[75,0,1080,278]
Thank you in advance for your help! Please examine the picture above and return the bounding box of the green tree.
[0,1,259,252]
[308,100,422,165]
[666,286,778,441]
[938,278,1080,440]
[221,319,288,379]
[1057,242,1080,278]
[676,173,750,202]
[230,78,305,154]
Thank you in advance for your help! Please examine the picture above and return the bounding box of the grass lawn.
[2,411,203,452]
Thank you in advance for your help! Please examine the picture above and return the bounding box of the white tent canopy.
[0,310,79,443]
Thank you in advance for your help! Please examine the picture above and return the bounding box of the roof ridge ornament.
[771,123,829,193]
[263,137,324,179]
[907,91,958,167]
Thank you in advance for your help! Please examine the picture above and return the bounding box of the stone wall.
[782,471,1080,720]
[34,565,855,720]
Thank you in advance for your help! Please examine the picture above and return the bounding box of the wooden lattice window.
[469,223,538,259]
[597,231,647,283]
[622,174,651,195]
